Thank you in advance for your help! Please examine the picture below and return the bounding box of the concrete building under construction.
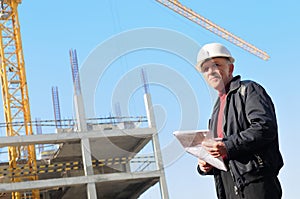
[0,47,169,198]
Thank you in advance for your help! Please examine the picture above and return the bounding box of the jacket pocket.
[233,154,265,176]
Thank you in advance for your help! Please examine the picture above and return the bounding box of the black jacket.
[198,76,283,198]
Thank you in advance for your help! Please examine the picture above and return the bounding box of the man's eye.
[202,67,209,72]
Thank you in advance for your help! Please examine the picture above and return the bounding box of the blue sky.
[0,0,299,198]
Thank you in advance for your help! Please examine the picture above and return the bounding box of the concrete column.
[81,137,97,199]
[74,95,87,132]
[144,93,169,199]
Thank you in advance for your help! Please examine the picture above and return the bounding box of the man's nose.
[206,66,215,74]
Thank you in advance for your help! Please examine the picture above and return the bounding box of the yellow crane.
[0,0,39,198]
[156,0,270,61]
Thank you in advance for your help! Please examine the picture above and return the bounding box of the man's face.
[200,57,234,92]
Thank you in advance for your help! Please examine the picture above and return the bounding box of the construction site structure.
[156,0,270,61]
[0,48,169,199]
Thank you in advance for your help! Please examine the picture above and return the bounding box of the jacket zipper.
[222,85,242,197]
[228,163,240,196]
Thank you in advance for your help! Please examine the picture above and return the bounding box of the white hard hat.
[196,43,235,70]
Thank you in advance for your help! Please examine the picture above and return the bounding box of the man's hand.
[198,159,213,173]
[202,140,227,158]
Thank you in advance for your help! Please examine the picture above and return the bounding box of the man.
[196,43,283,199]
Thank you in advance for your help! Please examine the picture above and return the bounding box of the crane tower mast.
[0,0,39,198]
[156,0,270,61]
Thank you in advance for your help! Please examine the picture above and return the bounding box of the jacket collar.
[228,75,241,94]
[212,75,241,117]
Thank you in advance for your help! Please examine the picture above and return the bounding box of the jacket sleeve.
[224,82,278,159]
[197,164,214,176]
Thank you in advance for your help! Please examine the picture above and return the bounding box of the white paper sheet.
[173,130,227,171]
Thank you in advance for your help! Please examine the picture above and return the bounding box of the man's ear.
[229,64,234,74]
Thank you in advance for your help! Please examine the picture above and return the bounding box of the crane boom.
[0,0,39,198]
[156,0,270,60]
